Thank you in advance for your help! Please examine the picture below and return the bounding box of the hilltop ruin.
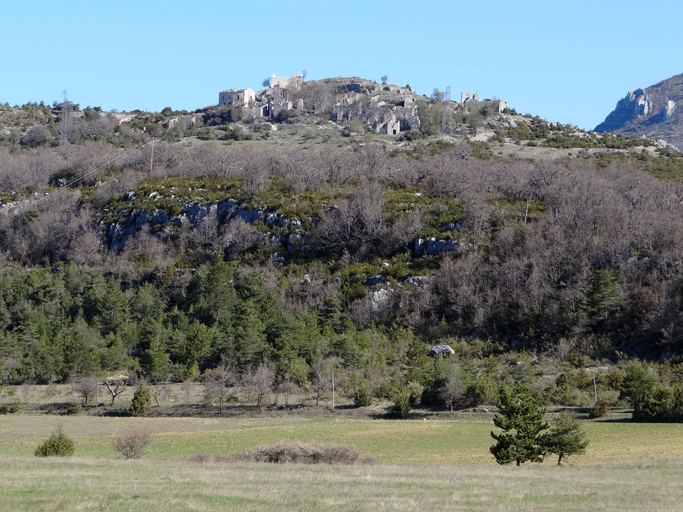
[217,75,507,136]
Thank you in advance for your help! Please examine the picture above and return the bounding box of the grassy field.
[2,413,683,465]
[1,455,682,511]
[3,387,683,510]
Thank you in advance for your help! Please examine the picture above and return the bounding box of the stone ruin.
[219,73,307,122]
[461,91,480,104]
[218,88,255,107]
[331,84,422,134]
[271,72,303,91]
[461,92,507,113]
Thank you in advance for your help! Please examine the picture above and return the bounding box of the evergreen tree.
[96,278,129,334]
[539,410,589,465]
[61,330,101,381]
[322,294,346,334]
[584,269,623,322]
[181,322,213,371]
[129,385,152,416]
[141,335,168,383]
[233,300,267,368]
[490,384,548,466]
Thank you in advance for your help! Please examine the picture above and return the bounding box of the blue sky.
[2,0,681,130]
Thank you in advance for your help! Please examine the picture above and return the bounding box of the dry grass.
[1,455,682,511]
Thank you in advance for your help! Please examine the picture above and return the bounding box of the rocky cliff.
[595,73,683,150]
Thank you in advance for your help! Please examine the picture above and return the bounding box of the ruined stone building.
[460,91,480,104]
[331,85,423,134]
[218,88,256,107]
[218,73,309,122]
[271,73,303,90]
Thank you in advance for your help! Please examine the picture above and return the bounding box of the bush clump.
[0,401,20,414]
[589,398,611,419]
[46,405,55,415]
[353,382,372,407]
[233,440,373,465]
[129,385,152,417]
[112,429,154,459]
[66,403,81,415]
[35,426,75,457]
[632,384,683,422]
[389,387,411,419]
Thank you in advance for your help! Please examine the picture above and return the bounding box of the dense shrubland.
[2,100,683,419]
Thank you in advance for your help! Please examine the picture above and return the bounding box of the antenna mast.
[445,86,451,102]
[60,90,69,146]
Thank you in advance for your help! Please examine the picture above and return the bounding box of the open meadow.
[2,407,683,511]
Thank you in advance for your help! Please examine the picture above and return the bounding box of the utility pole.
[331,371,335,411]
[150,137,156,172]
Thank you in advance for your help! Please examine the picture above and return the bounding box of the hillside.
[595,73,683,150]
[1,75,683,419]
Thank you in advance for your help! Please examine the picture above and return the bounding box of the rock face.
[105,197,306,252]
[595,73,683,150]
[430,345,455,356]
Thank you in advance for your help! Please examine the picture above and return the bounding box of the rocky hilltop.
[595,73,683,149]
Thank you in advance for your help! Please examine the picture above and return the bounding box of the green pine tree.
[490,384,548,466]
[141,335,168,383]
[584,269,623,322]
[539,410,589,465]
[129,385,152,416]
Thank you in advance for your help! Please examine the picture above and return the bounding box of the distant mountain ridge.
[595,73,683,150]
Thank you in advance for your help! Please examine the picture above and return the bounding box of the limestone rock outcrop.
[595,73,683,150]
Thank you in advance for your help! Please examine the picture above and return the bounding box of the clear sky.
[2,0,681,130]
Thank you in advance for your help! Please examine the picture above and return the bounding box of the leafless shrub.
[75,375,99,404]
[112,429,154,459]
[312,179,389,255]
[45,377,57,398]
[231,440,374,465]
[181,380,194,403]
[221,218,262,258]
[21,379,34,400]
[20,125,52,147]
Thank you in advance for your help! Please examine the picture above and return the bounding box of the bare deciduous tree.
[311,357,333,406]
[104,377,128,406]
[204,357,237,416]
[438,371,465,412]
[246,360,275,412]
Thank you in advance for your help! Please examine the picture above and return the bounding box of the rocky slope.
[595,73,683,150]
